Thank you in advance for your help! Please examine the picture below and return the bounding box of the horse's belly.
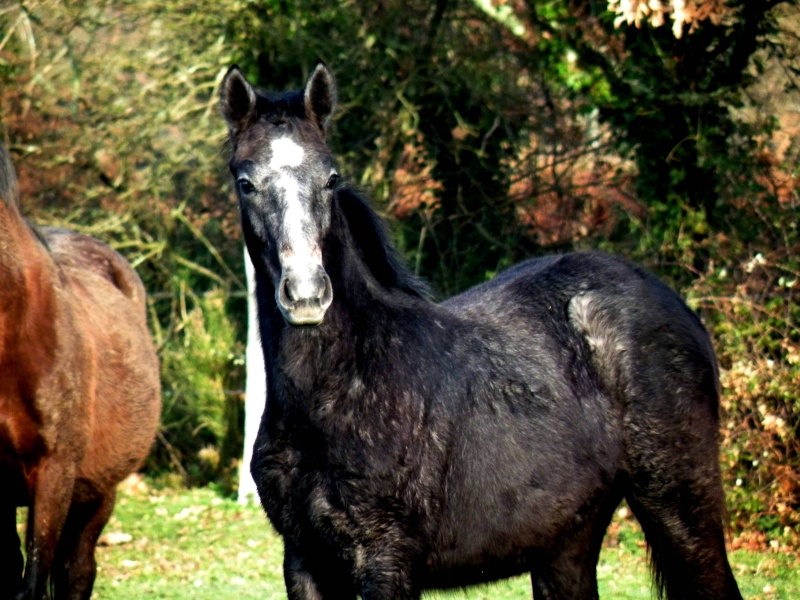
[429,487,579,566]
[423,555,531,589]
[427,426,618,580]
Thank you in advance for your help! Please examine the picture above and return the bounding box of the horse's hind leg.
[624,404,742,599]
[625,487,741,600]
[51,491,117,600]
[626,490,740,599]
[531,544,599,600]
[0,501,24,599]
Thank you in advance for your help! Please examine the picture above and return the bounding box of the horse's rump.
[42,227,147,308]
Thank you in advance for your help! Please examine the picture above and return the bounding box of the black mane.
[0,145,51,250]
[334,184,432,301]
[255,89,307,122]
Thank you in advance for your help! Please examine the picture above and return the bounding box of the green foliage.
[686,187,800,544]
[156,289,246,491]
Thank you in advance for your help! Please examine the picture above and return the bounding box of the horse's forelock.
[257,89,306,122]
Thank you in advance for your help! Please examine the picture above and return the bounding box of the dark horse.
[220,64,742,600]
[0,146,161,600]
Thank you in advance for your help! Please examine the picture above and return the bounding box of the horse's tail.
[0,145,21,208]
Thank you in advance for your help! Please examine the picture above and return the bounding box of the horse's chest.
[255,419,415,549]
[255,441,345,539]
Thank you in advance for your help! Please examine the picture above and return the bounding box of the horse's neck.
[271,267,405,392]
[264,218,426,400]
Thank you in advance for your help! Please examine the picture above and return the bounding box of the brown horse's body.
[0,147,161,600]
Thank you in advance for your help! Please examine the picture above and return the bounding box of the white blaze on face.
[269,136,320,298]
[270,136,305,169]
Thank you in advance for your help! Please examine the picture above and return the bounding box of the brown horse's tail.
[0,145,21,209]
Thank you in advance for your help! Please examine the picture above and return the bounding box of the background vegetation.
[1,0,797,552]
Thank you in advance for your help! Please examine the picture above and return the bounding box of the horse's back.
[445,251,716,387]
[447,251,694,317]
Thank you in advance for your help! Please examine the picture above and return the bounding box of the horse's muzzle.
[276,267,333,325]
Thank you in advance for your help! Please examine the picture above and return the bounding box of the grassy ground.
[18,482,799,599]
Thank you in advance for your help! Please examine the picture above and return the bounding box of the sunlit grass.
[15,482,798,599]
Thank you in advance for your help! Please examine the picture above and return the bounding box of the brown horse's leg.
[1,500,24,600]
[17,460,76,600]
[51,491,117,600]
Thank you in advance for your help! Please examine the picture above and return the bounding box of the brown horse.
[0,146,161,600]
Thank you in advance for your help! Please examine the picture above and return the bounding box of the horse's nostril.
[319,273,333,308]
[279,276,294,306]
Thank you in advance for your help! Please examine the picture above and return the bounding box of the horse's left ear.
[220,65,257,136]
[304,61,337,134]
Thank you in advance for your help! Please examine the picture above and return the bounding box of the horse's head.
[220,63,338,326]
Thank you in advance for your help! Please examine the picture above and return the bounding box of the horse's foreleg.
[16,459,75,600]
[52,491,116,600]
[283,541,357,600]
[354,538,423,600]
[0,500,24,600]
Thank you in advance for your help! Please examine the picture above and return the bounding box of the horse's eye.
[326,173,339,190]
[237,178,256,195]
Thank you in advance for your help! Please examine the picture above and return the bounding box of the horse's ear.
[304,61,337,134]
[220,65,257,135]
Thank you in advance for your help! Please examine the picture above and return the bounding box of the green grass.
[17,484,799,599]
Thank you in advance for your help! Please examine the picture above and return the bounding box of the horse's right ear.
[220,65,257,135]
[304,61,337,135]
